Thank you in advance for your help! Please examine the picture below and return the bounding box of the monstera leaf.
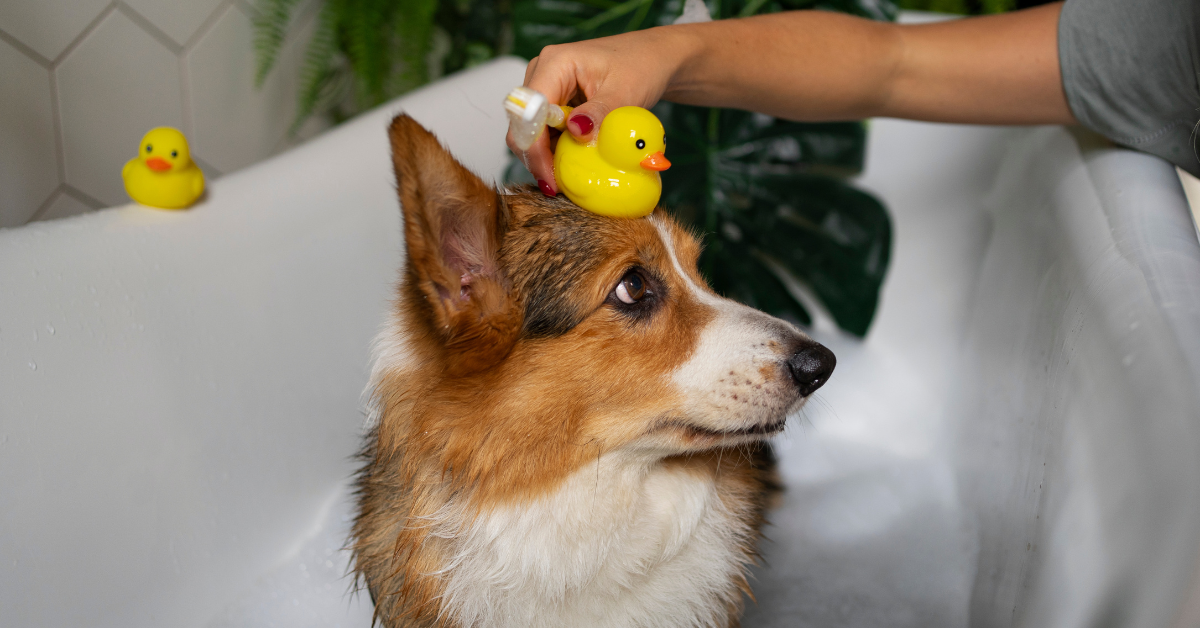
[511,0,895,336]
[656,103,890,335]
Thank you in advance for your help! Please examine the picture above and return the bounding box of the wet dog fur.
[351,115,834,628]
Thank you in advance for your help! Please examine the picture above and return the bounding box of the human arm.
[511,2,1074,193]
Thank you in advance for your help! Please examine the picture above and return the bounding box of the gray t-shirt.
[1059,0,1200,176]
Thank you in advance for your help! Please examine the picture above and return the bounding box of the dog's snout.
[787,343,836,397]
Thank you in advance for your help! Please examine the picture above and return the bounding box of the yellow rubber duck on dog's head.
[553,106,671,218]
[122,127,205,210]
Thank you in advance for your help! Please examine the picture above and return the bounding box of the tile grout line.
[179,52,194,139]
[191,155,223,180]
[40,3,118,222]
[183,1,239,176]
[48,63,66,196]
[0,28,53,68]
[180,1,238,157]
[27,187,65,224]
[183,0,237,52]
[51,3,119,67]
[113,2,184,54]
[61,184,107,210]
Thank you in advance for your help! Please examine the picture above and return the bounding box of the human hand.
[507,27,694,195]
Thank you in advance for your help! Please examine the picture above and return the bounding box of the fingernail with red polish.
[570,115,594,136]
[538,179,555,197]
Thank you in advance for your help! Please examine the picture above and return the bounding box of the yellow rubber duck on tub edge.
[122,127,205,210]
[553,106,671,219]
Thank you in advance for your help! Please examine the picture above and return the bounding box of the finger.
[525,58,600,140]
[505,129,527,170]
[525,46,581,113]
[524,130,558,197]
[562,99,613,142]
[523,56,539,86]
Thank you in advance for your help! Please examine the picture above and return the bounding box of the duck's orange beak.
[640,152,670,171]
[146,156,172,172]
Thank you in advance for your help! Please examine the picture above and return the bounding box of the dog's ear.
[389,114,520,375]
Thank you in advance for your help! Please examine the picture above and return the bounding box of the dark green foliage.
[435,0,514,73]
[257,0,911,336]
[513,0,895,335]
[253,0,510,131]
[513,0,895,60]
[653,104,890,334]
[896,0,1014,14]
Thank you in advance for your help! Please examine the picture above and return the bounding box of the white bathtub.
[3,58,1199,628]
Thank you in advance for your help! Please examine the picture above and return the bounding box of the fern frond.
[394,0,439,93]
[292,0,342,134]
[344,0,388,106]
[252,0,305,87]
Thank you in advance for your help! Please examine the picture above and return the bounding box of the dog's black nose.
[788,343,836,397]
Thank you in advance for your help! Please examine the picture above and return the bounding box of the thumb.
[563,99,614,142]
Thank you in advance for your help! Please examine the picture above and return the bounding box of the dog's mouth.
[657,418,786,441]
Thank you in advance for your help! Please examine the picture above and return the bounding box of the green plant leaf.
[393,0,440,94]
[252,0,306,87]
[513,0,895,57]
[293,0,342,134]
[510,0,895,335]
[261,0,895,334]
[655,103,891,336]
[513,0,679,59]
[896,0,1014,14]
[435,0,511,77]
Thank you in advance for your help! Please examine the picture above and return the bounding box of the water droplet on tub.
[32,330,37,342]
[45,324,54,335]
[89,285,96,294]
[1122,354,1135,367]
[1130,321,1139,330]
[27,360,36,371]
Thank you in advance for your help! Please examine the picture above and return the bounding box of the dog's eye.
[615,271,646,304]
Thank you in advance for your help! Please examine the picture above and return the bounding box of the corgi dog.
[352,115,836,628]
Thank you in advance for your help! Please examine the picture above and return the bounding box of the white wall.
[0,0,325,227]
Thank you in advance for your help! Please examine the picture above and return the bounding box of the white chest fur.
[433,454,749,628]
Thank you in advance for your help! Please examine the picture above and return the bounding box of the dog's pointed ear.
[389,114,520,375]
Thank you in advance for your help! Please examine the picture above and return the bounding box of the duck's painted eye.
[146,144,152,153]
[636,139,645,150]
[170,150,178,158]
[615,271,646,304]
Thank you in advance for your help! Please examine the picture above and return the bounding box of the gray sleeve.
[1059,0,1200,176]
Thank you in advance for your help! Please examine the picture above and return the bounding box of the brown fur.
[352,115,782,627]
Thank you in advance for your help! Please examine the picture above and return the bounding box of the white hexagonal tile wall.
[0,38,59,228]
[188,3,310,175]
[0,0,110,62]
[58,10,185,207]
[122,0,226,47]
